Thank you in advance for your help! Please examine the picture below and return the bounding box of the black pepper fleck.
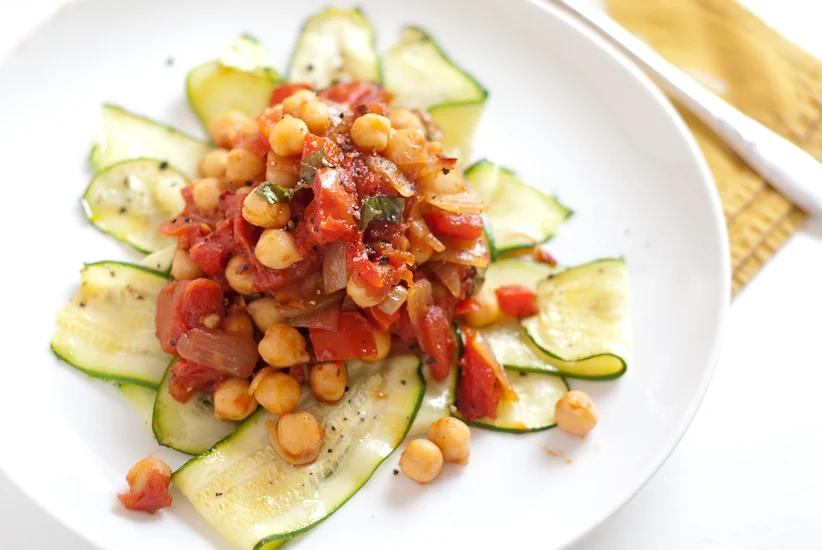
[159,161,169,170]
[519,371,527,377]
[215,492,223,497]
[166,57,174,66]
[328,449,333,453]
[442,168,450,175]
[245,180,253,186]
[331,426,336,431]
[307,63,314,72]
[426,357,436,365]
[119,207,127,214]
[400,380,406,385]
[79,302,86,308]
[393,469,399,476]
[169,339,177,346]
[379,257,389,264]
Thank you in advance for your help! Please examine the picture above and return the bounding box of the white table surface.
[2,1,821,548]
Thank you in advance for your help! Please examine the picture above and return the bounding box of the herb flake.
[358,196,405,229]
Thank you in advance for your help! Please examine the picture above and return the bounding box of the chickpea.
[242,187,291,229]
[255,228,304,270]
[428,417,471,465]
[387,109,424,131]
[234,185,253,197]
[225,255,254,295]
[226,148,266,184]
[253,370,302,415]
[124,457,171,494]
[170,248,203,280]
[191,177,225,212]
[399,439,443,484]
[464,287,501,327]
[350,113,391,152]
[266,411,325,465]
[213,378,259,421]
[209,110,256,148]
[420,170,464,196]
[346,276,381,308]
[269,115,309,157]
[382,128,427,168]
[247,297,286,332]
[309,362,347,403]
[554,390,598,436]
[258,324,310,367]
[362,330,390,363]
[223,309,254,339]
[300,99,331,135]
[266,151,300,189]
[281,90,317,116]
[198,148,230,178]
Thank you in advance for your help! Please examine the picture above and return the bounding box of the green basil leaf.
[256,182,290,204]
[299,145,327,184]
[359,196,405,229]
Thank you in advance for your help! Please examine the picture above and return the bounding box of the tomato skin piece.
[235,133,270,157]
[117,468,172,514]
[364,306,401,333]
[167,359,227,404]
[533,244,558,267]
[309,312,378,361]
[419,305,456,381]
[457,327,500,420]
[318,80,392,105]
[454,298,481,316]
[270,82,313,106]
[188,218,233,276]
[495,285,538,318]
[425,209,484,240]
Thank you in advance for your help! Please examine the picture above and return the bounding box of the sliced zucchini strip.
[521,259,629,380]
[482,258,556,292]
[458,369,569,433]
[383,27,486,109]
[119,383,157,429]
[188,35,280,131]
[139,244,176,274]
[81,159,187,253]
[288,8,380,88]
[465,160,572,255]
[89,104,211,179]
[152,361,237,455]
[408,363,458,436]
[173,356,423,550]
[429,100,485,167]
[51,262,172,387]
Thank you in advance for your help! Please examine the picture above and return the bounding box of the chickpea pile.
[399,417,471,484]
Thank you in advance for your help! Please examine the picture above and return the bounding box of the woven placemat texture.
[605,0,820,294]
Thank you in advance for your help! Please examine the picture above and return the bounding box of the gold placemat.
[604,0,821,295]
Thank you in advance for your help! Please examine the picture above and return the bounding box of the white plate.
[0,0,729,548]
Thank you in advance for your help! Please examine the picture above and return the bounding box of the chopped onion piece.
[366,155,415,197]
[409,218,445,252]
[425,189,487,214]
[429,261,462,297]
[176,328,258,379]
[322,242,349,294]
[406,278,433,342]
[432,236,490,268]
[377,285,409,315]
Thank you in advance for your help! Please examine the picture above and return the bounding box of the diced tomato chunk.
[495,285,538,317]
[309,312,378,361]
[167,359,227,403]
[457,327,500,420]
[269,82,313,106]
[155,279,225,354]
[424,209,484,240]
[235,133,270,157]
[289,364,309,385]
[117,462,172,514]
[419,305,456,381]
[188,218,233,276]
[318,80,392,105]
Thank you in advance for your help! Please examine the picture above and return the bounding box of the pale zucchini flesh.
[482,258,556,292]
[288,8,380,88]
[51,262,172,387]
[139,244,176,274]
[173,356,423,550]
[119,383,158,429]
[521,259,629,379]
[383,27,486,109]
[81,159,187,253]
[429,100,485,168]
[188,35,280,131]
[457,368,569,433]
[465,160,572,255]
[152,361,237,455]
[408,363,458,436]
[89,104,211,179]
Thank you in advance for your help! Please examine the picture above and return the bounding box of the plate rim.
[0,0,731,548]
